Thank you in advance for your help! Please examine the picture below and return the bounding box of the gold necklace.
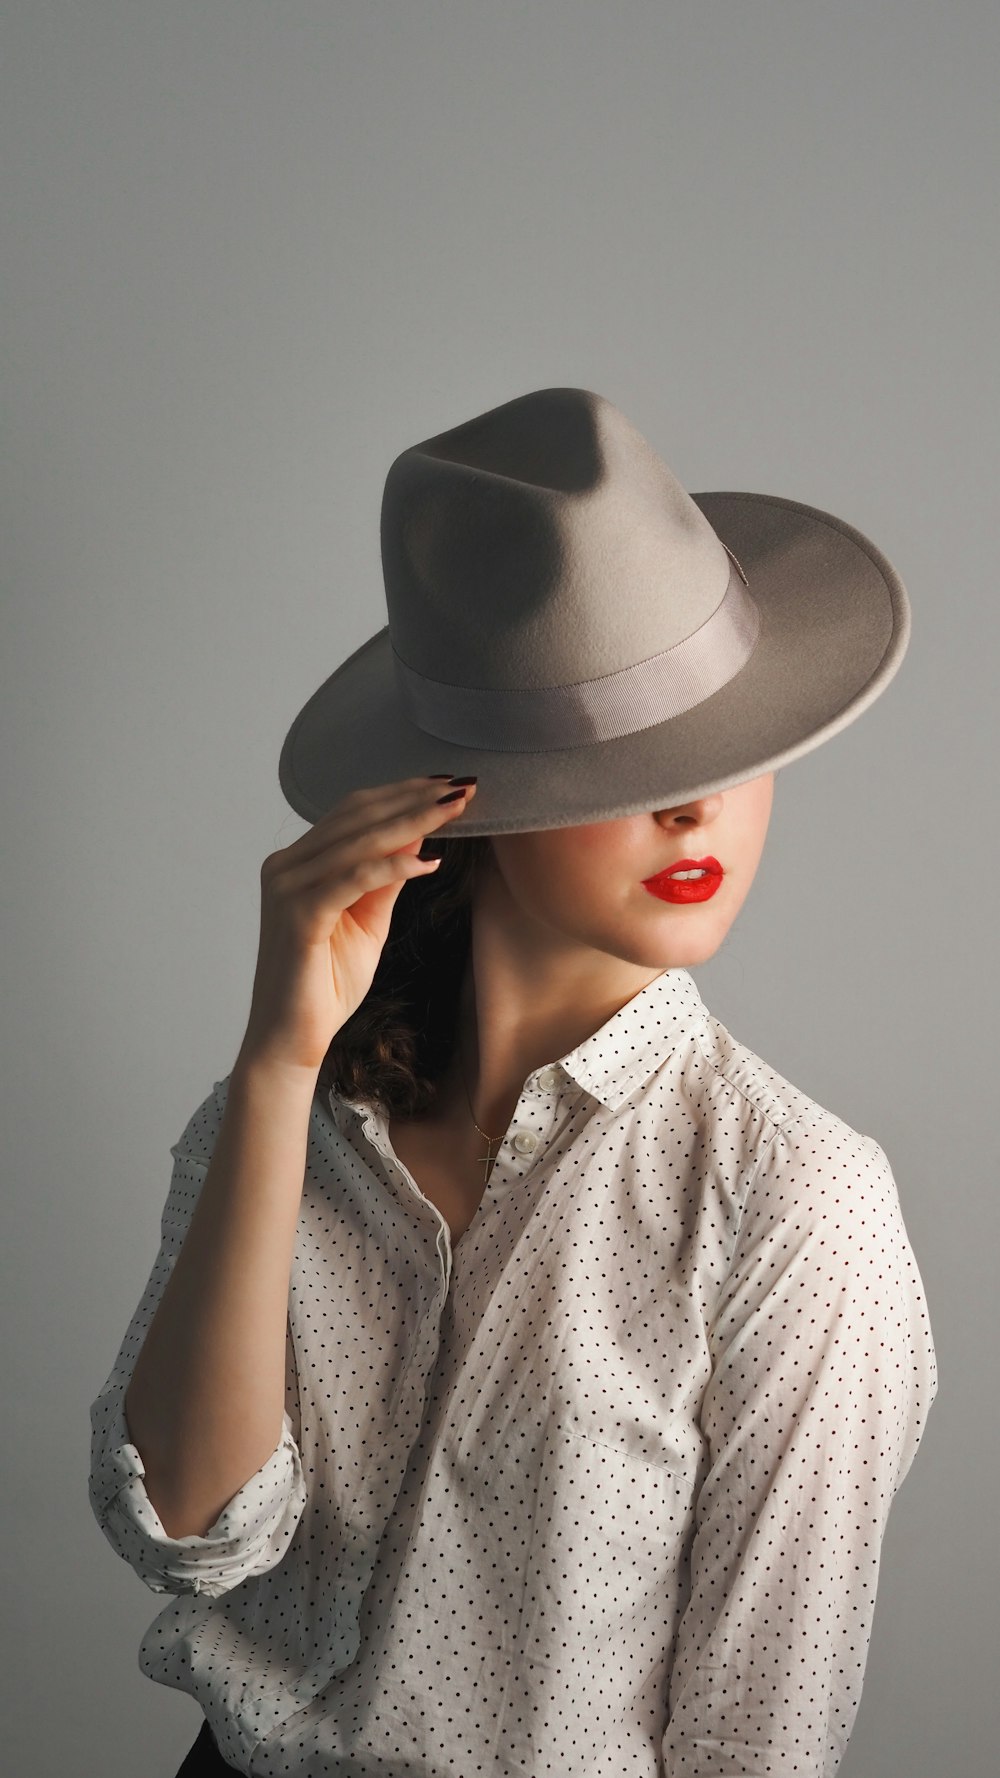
[457,1045,505,1184]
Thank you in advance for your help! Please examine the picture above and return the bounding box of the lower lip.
[643,872,723,903]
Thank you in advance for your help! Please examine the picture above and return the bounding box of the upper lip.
[643,855,723,884]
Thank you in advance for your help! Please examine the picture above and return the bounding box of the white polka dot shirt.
[89,966,938,1775]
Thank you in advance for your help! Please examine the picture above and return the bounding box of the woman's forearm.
[124,1055,318,1539]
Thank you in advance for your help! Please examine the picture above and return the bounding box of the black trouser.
[174,1720,242,1775]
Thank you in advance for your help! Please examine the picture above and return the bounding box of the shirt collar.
[551,966,710,1113]
[330,967,709,1127]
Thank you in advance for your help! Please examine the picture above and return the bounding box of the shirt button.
[537,1067,560,1091]
[512,1129,537,1155]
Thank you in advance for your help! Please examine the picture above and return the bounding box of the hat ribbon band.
[391,555,761,753]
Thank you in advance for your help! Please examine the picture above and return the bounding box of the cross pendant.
[478,1138,496,1184]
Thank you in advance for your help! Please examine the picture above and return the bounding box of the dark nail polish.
[436,787,467,803]
[448,775,478,786]
[418,837,446,860]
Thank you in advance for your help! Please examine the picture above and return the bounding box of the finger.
[271,781,475,884]
[275,778,474,872]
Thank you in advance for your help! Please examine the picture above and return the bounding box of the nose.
[653,793,724,827]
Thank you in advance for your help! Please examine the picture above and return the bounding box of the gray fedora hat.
[278,386,910,836]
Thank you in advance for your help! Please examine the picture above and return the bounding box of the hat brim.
[278,489,910,834]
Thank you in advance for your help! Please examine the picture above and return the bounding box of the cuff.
[89,1390,307,1598]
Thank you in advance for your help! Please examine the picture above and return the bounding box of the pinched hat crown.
[379,387,760,752]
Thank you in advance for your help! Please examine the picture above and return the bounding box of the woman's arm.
[88,1067,312,1596]
[123,1056,315,1538]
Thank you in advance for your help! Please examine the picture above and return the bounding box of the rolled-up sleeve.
[663,1112,938,1777]
[88,1083,309,1599]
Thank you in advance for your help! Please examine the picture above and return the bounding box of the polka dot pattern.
[88,967,937,1775]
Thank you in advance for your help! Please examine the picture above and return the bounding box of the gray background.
[3,4,996,1774]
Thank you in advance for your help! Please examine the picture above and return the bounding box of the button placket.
[504,1064,564,1162]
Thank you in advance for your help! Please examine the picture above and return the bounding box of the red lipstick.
[642,856,723,904]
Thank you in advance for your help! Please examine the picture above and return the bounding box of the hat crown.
[380,387,736,691]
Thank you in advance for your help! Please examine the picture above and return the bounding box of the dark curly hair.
[316,833,493,1120]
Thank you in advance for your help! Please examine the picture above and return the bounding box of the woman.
[89,388,937,1777]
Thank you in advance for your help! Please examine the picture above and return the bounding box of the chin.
[659,923,731,968]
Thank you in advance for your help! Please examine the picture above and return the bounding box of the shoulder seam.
[694,1026,872,1145]
[692,1027,799,1135]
